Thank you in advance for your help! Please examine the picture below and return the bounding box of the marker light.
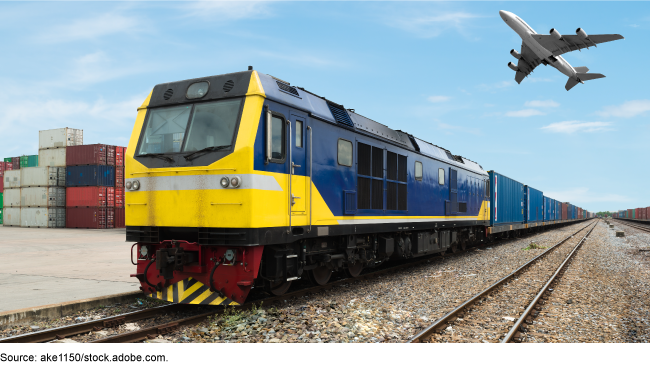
[230,176,241,188]
[126,181,132,189]
[132,180,140,190]
[140,246,148,257]
[220,177,230,188]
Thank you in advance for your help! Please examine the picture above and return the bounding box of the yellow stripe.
[167,284,173,302]
[191,288,214,304]
[209,296,229,305]
[180,282,204,302]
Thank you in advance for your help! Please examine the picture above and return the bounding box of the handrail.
[308,125,313,233]
[130,168,236,175]
[287,120,292,235]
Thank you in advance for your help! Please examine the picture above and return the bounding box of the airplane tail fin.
[565,73,606,91]
[574,66,589,73]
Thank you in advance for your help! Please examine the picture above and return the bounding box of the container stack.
[65,144,125,229]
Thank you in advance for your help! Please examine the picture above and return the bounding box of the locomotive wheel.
[460,241,467,251]
[450,244,459,254]
[348,262,363,278]
[268,280,291,296]
[308,265,332,286]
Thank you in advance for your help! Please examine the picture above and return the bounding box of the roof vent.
[327,102,354,127]
[163,89,174,100]
[276,81,299,97]
[223,80,234,92]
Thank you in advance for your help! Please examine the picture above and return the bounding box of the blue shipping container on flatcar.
[556,201,561,220]
[66,165,115,187]
[525,186,544,223]
[489,171,524,226]
[543,196,552,221]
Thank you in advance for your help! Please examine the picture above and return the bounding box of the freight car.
[127,69,588,305]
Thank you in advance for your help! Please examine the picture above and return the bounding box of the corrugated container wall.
[38,148,66,167]
[116,167,124,187]
[561,203,568,220]
[114,207,125,228]
[543,196,552,221]
[66,166,115,187]
[0,192,3,224]
[66,144,106,166]
[66,207,107,229]
[20,155,39,168]
[21,187,65,207]
[39,128,83,149]
[489,171,524,226]
[525,186,544,223]
[115,188,124,207]
[4,188,20,207]
[21,207,65,228]
[106,145,116,166]
[4,170,20,188]
[21,167,65,187]
[116,146,125,167]
[4,207,20,226]
[12,157,20,170]
[66,187,108,207]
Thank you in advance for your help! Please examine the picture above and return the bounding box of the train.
[127,68,591,306]
[613,207,649,220]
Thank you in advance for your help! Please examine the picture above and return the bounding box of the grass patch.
[522,242,547,251]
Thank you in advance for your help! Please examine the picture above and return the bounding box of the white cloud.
[438,122,480,135]
[477,80,514,92]
[386,9,484,38]
[597,100,650,118]
[183,2,273,20]
[428,95,451,103]
[544,187,632,204]
[541,121,613,134]
[505,109,545,117]
[36,13,145,43]
[525,100,559,108]
[65,51,148,86]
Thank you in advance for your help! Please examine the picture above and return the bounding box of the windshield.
[183,99,241,152]
[137,98,242,155]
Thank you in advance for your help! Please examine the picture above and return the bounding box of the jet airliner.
[500,10,624,91]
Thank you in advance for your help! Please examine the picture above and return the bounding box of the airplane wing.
[514,42,542,84]
[532,34,624,56]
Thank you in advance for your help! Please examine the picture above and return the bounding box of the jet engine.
[508,62,519,72]
[550,28,563,40]
[576,28,588,39]
[510,49,521,59]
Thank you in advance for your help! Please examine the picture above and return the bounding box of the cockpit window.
[183,99,241,152]
[138,105,191,154]
[137,98,242,155]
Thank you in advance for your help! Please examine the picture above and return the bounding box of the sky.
[0,1,647,212]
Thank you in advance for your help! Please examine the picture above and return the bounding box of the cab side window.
[415,161,423,181]
[338,139,352,167]
[438,168,444,185]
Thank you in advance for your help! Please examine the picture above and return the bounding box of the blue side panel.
[555,200,560,220]
[489,171,524,226]
[543,196,552,221]
[66,165,114,187]
[525,186,544,223]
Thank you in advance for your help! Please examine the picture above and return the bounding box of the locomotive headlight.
[132,180,140,190]
[139,245,148,257]
[126,181,132,190]
[220,177,230,188]
[230,176,241,188]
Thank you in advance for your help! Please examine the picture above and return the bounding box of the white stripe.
[125,174,282,192]
[337,217,479,225]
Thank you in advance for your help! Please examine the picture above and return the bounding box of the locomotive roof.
[147,70,487,176]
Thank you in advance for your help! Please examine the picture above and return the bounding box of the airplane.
[499,10,624,91]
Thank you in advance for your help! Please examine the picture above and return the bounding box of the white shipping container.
[38,147,66,167]
[4,170,20,188]
[20,207,65,228]
[39,128,83,150]
[20,167,61,187]
[21,187,65,207]
[3,188,21,207]
[4,207,21,226]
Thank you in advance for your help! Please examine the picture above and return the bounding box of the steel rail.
[0,304,187,344]
[408,220,595,343]
[612,219,650,234]
[502,221,597,343]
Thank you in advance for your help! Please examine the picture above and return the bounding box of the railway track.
[0,221,586,344]
[409,220,596,343]
[611,219,650,234]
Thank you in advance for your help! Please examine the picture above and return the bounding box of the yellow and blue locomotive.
[128,68,491,305]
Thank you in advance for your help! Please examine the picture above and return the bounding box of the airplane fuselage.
[500,11,579,80]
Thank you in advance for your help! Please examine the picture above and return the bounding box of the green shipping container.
[19,155,38,168]
[3,158,11,163]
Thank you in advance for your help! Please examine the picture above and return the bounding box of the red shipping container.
[12,157,20,169]
[114,207,125,228]
[66,207,107,228]
[66,144,107,166]
[561,203,568,220]
[106,187,115,207]
[116,146,125,167]
[66,187,108,207]
[106,208,115,228]
[106,145,116,166]
[0,162,5,173]
[115,167,124,187]
[114,187,124,207]
[5,162,13,171]
[646,207,650,220]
